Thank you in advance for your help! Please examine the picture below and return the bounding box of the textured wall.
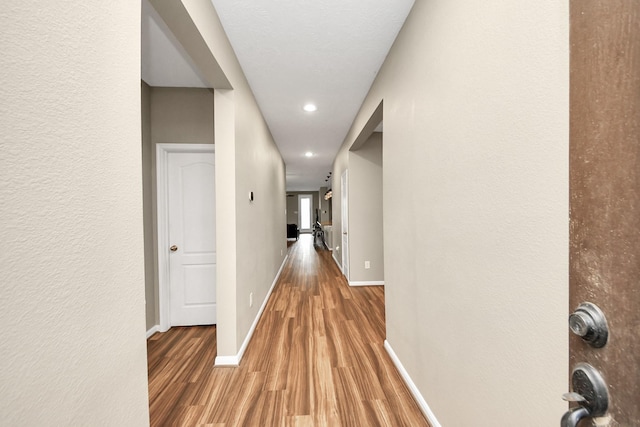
[0,2,149,425]
[332,0,569,425]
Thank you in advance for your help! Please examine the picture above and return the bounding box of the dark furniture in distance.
[287,224,299,240]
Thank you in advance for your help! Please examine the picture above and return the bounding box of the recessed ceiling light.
[303,103,317,112]
[305,151,314,157]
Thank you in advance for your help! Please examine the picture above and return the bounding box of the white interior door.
[298,194,313,233]
[341,170,349,280]
[167,149,216,326]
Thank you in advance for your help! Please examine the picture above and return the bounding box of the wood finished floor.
[147,234,430,427]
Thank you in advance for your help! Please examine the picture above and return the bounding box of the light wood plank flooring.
[147,234,429,426]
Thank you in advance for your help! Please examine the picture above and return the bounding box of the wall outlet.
[249,292,253,308]
[365,261,370,269]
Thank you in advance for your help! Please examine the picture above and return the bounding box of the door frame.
[341,169,350,281]
[156,143,215,332]
[568,2,640,423]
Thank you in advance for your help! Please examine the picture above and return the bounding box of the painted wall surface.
[142,81,156,330]
[331,147,349,268]
[0,3,149,425]
[233,82,287,350]
[150,87,214,144]
[319,187,332,224]
[141,86,215,331]
[154,0,287,357]
[348,133,384,283]
[286,195,298,226]
[332,1,569,425]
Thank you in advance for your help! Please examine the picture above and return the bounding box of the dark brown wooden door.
[570,2,640,426]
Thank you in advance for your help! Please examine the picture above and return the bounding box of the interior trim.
[384,340,442,427]
[349,281,384,287]
[214,254,289,367]
[156,143,216,333]
[146,325,160,339]
[332,252,343,274]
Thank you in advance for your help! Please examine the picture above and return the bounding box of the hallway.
[147,234,429,426]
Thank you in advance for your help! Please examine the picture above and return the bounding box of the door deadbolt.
[569,302,608,348]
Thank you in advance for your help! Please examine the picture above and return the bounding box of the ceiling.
[141,0,209,88]
[141,0,414,191]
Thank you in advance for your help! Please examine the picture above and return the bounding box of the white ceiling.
[141,0,414,191]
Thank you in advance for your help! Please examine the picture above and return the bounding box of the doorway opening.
[156,143,217,332]
[343,100,384,287]
[298,194,313,233]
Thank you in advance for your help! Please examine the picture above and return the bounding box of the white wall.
[0,2,149,425]
[332,1,569,425]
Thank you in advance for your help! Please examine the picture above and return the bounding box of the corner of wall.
[214,88,239,357]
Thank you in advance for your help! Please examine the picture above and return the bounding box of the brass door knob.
[170,245,178,252]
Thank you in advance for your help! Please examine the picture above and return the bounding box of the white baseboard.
[332,253,343,274]
[349,280,384,287]
[384,340,441,427]
[146,325,160,339]
[214,254,289,367]
[214,355,239,366]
